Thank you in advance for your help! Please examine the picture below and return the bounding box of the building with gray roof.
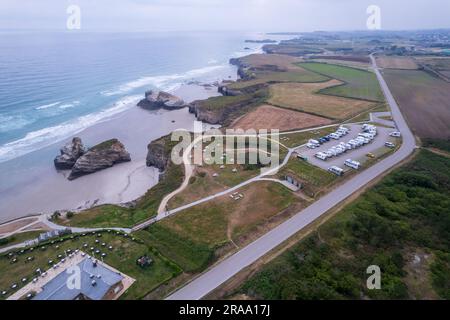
[33,257,124,300]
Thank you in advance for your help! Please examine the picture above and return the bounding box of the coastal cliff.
[245,39,277,44]
[188,89,267,126]
[138,90,186,110]
[146,135,173,171]
[229,57,256,80]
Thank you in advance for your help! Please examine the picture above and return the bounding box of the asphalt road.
[165,54,416,300]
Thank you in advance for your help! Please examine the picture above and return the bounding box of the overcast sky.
[0,0,449,32]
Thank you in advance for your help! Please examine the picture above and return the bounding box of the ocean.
[0,31,263,163]
[0,31,269,223]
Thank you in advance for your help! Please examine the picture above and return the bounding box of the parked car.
[329,133,340,140]
[345,159,361,170]
[385,142,396,148]
[315,152,328,161]
[328,166,344,176]
[389,131,401,137]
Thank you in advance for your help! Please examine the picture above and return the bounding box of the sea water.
[0,31,263,163]
[0,31,268,222]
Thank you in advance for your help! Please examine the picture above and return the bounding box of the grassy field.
[278,157,338,197]
[168,161,261,210]
[384,69,450,139]
[267,80,375,120]
[0,231,42,249]
[0,231,181,300]
[227,54,329,90]
[141,181,298,272]
[197,94,256,111]
[230,104,332,132]
[227,71,330,91]
[309,58,369,70]
[416,56,450,78]
[137,225,214,273]
[422,138,450,153]
[376,56,419,70]
[238,150,450,300]
[59,163,184,229]
[298,62,384,102]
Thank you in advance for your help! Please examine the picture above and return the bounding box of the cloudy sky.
[0,0,449,32]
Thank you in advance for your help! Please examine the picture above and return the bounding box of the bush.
[240,150,450,300]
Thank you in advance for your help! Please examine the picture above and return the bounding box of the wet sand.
[0,83,225,224]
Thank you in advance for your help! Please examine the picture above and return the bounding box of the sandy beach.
[0,82,228,224]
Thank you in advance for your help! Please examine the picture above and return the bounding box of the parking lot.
[295,123,400,172]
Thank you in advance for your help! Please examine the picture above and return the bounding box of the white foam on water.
[0,114,35,133]
[35,101,61,110]
[101,65,227,97]
[0,95,141,163]
[232,45,264,58]
[59,101,80,110]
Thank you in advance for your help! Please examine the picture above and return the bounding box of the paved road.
[166,53,416,300]
[370,111,395,127]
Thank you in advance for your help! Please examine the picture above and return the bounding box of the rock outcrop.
[188,89,266,126]
[229,57,255,80]
[218,81,267,97]
[245,39,277,44]
[137,90,186,110]
[54,137,86,170]
[188,102,224,124]
[218,85,243,97]
[68,139,131,180]
[146,136,170,171]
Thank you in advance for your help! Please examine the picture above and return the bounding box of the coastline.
[0,80,233,224]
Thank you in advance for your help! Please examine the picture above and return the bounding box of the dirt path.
[157,136,198,218]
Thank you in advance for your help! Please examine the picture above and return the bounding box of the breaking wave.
[101,65,227,97]
[0,95,141,163]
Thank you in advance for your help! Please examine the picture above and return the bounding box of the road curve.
[165,54,416,300]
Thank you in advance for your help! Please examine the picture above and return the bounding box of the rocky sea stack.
[146,136,170,171]
[69,139,131,180]
[137,90,186,110]
[54,138,131,180]
[54,137,86,170]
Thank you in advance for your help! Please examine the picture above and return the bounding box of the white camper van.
[345,159,360,170]
[315,152,328,161]
[328,166,344,176]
